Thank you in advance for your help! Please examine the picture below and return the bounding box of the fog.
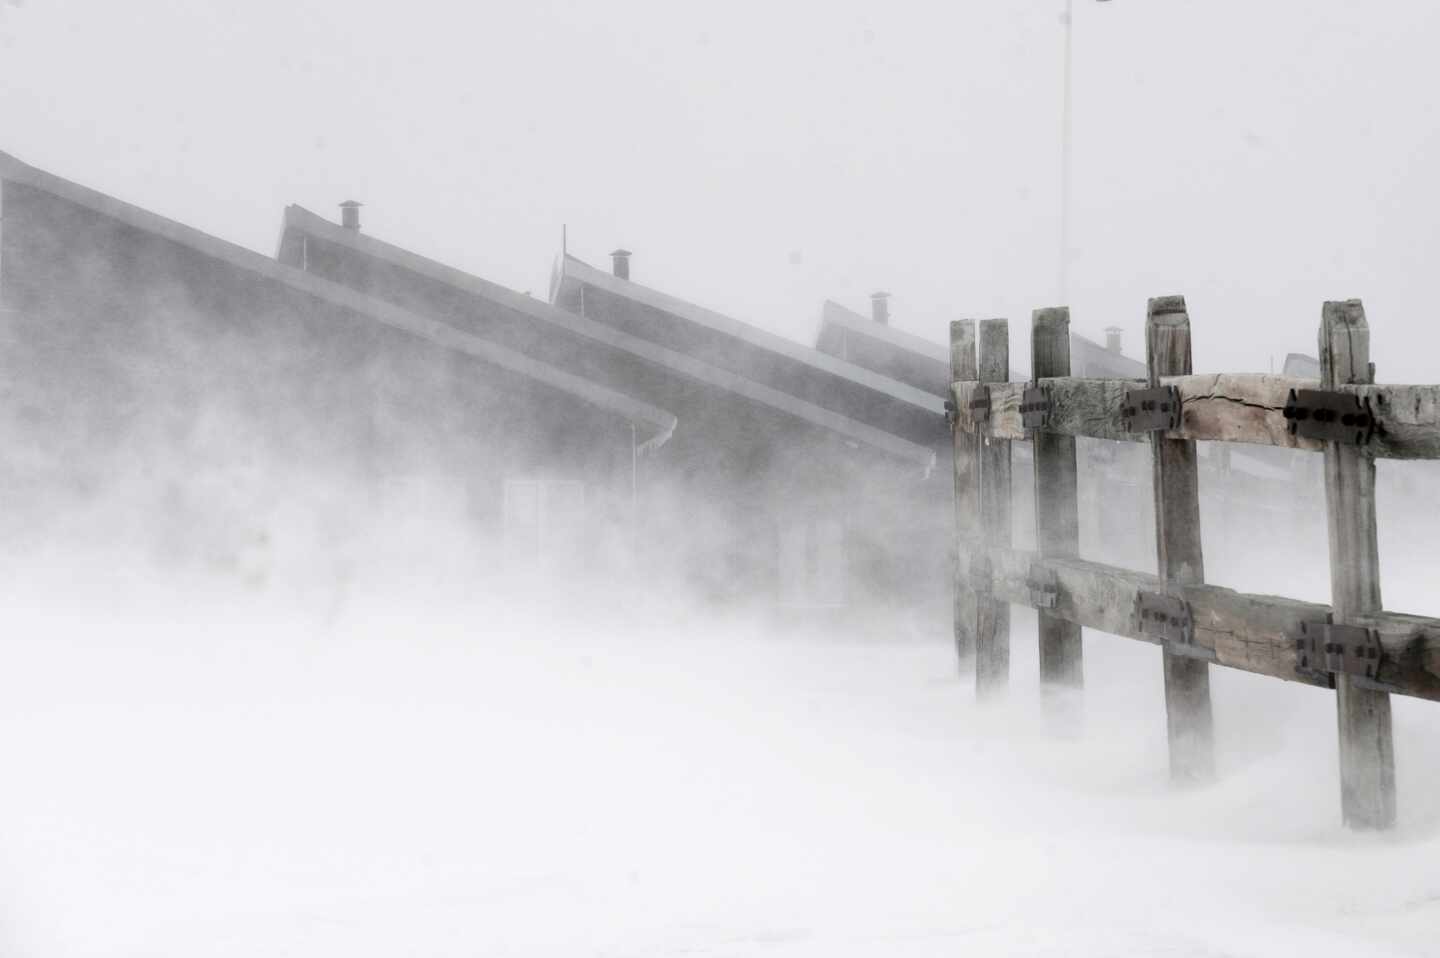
[3,1,1440,955]
[4,1,1440,376]
[3,543,1440,955]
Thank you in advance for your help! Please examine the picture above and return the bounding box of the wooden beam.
[967,548,1440,702]
[1147,296,1215,784]
[951,320,980,666]
[1349,384,1440,458]
[976,319,1011,698]
[1352,610,1440,701]
[1320,300,1396,830]
[1032,308,1083,690]
[950,374,1440,460]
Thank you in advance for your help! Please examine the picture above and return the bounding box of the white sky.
[2,0,1437,378]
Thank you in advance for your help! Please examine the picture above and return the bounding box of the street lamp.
[1060,0,1112,305]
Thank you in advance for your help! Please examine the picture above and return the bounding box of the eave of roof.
[1070,331,1147,377]
[817,299,950,365]
[281,206,937,472]
[1282,353,1321,378]
[0,149,677,449]
[554,254,946,417]
[819,301,1151,386]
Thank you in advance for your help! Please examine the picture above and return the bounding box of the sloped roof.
[816,299,950,365]
[550,255,947,444]
[818,299,1038,387]
[815,299,954,396]
[0,149,678,450]
[1282,353,1321,379]
[1070,331,1146,379]
[280,205,936,471]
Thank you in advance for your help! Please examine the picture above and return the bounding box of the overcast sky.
[2,0,1437,379]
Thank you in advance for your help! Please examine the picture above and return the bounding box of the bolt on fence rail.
[948,296,1440,830]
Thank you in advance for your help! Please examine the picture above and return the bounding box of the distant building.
[542,251,951,613]
[812,299,1158,563]
[814,298,1144,393]
[0,150,672,574]
[814,299,951,396]
[1069,328,1146,379]
[1282,353,1321,380]
[276,209,938,611]
[553,255,946,449]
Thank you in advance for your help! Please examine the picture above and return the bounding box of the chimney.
[610,248,632,281]
[870,291,891,326]
[1105,326,1123,354]
[339,200,363,232]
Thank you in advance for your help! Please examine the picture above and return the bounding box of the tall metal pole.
[630,421,639,563]
[1060,0,1073,306]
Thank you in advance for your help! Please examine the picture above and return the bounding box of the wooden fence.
[948,296,1440,830]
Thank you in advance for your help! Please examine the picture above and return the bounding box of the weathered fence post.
[1146,296,1215,783]
[951,319,980,666]
[1032,308,1083,691]
[976,319,1012,696]
[1320,300,1396,829]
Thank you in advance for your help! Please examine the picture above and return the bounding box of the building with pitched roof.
[276,209,940,611]
[814,298,951,396]
[0,150,674,574]
[814,297,1146,395]
[814,295,1166,566]
[552,254,947,451]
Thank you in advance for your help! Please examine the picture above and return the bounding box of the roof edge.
[277,210,934,468]
[817,299,950,364]
[0,150,677,444]
[560,254,945,415]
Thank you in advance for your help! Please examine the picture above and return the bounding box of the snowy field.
[1,549,1439,957]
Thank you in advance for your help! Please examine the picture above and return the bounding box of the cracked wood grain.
[1320,299,1395,830]
[1147,296,1214,785]
[1031,308,1083,690]
[949,373,1440,459]
[951,320,981,665]
[971,547,1440,702]
[975,319,1011,698]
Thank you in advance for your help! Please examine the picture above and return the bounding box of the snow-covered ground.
[1,550,1439,957]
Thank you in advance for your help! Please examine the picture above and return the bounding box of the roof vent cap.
[610,248,632,280]
[339,200,363,231]
[870,290,891,326]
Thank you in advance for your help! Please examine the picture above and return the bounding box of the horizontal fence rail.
[949,296,1434,831]
[951,375,1440,459]
[958,549,1440,702]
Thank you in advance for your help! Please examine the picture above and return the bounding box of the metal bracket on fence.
[1282,389,1376,445]
[1021,386,1050,432]
[1135,590,1212,660]
[1136,590,1189,643]
[1120,385,1181,433]
[1025,561,1058,609]
[1294,620,1387,688]
[966,386,992,428]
